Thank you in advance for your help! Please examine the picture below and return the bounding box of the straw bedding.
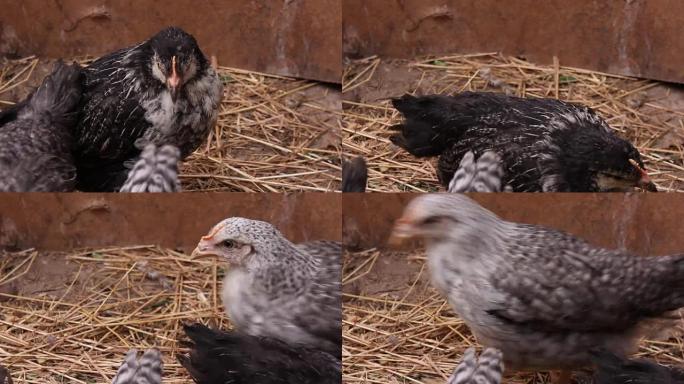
[342,54,684,192]
[0,246,227,383]
[0,56,342,192]
[342,249,684,384]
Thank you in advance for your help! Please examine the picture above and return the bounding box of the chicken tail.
[23,61,83,130]
[178,323,341,384]
[342,156,367,192]
[119,144,181,193]
[111,349,162,384]
[591,349,684,384]
[448,151,506,193]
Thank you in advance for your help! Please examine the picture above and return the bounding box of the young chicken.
[178,323,341,384]
[192,218,341,357]
[75,26,222,191]
[0,61,83,191]
[390,93,657,192]
[391,194,684,381]
[119,144,181,192]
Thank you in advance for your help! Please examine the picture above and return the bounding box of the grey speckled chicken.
[119,144,181,192]
[391,194,684,377]
[447,348,504,384]
[192,218,341,358]
[112,349,162,384]
[0,61,83,191]
[391,93,657,192]
[447,151,508,193]
[75,26,222,192]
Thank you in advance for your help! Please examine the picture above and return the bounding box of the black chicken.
[592,350,684,384]
[341,156,367,192]
[390,92,657,192]
[178,323,341,384]
[75,26,222,191]
[0,61,83,191]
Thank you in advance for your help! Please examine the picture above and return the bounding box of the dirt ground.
[342,248,684,384]
[342,54,684,192]
[0,247,227,383]
[0,56,342,192]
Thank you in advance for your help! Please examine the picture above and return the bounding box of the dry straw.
[0,246,227,383]
[343,249,684,383]
[342,53,684,192]
[0,56,342,192]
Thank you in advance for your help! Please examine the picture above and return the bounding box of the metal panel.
[0,193,341,251]
[343,0,684,83]
[0,0,341,83]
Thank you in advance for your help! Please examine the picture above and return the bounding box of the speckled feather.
[401,194,684,370]
[447,348,504,384]
[391,92,647,192]
[74,26,222,191]
[0,61,83,191]
[178,323,340,384]
[448,151,509,192]
[209,218,341,357]
[119,144,181,192]
[111,349,162,384]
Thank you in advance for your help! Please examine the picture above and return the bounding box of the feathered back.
[592,350,684,384]
[119,144,181,192]
[111,349,163,384]
[178,323,341,384]
[342,157,367,192]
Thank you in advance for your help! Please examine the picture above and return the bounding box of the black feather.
[342,157,367,192]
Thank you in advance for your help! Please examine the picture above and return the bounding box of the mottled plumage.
[192,218,341,357]
[342,157,368,192]
[0,61,83,191]
[178,323,341,384]
[391,194,684,372]
[448,151,508,193]
[75,26,222,191]
[119,144,181,192]
[390,92,656,192]
[592,350,684,384]
[447,348,504,384]
[112,349,162,384]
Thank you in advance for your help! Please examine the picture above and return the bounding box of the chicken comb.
[202,222,226,241]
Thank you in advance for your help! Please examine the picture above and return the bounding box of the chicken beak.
[387,217,416,247]
[191,240,216,259]
[167,56,181,102]
[629,159,657,192]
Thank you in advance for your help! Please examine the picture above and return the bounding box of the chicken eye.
[421,216,442,225]
[222,240,236,248]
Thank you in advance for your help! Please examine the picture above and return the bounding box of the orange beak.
[629,159,657,192]
[167,56,181,102]
[191,238,217,259]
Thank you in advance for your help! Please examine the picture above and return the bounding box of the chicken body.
[75,26,222,191]
[112,349,162,384]
[393,194,684,371]
[119,144,181,192]
[179,323,341,384]
[194,218,342,358]
[391,93,655,192]
[448,348,504,384]
[0,61,83,191]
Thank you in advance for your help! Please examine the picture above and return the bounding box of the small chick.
[119,144,181,192]
[192,218,341,357]
[447,348,504,384]
[447,151,508,192]
[112,349,162,384]
[391,194,684,377]
[178,323,341,384]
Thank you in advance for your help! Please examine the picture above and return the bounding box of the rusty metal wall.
[343,0,684,84]
[343,193,684,256]
[0,0,341,83]
[0,193,341,252]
